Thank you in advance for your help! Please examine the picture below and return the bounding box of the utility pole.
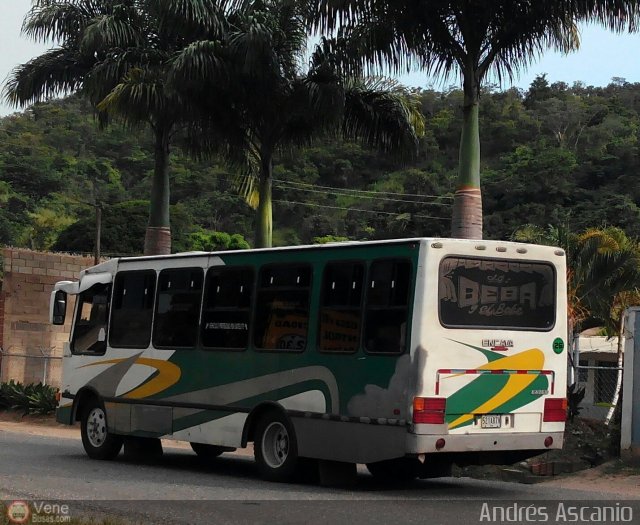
[94,203,102,265]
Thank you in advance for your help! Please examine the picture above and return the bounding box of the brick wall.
[0,248,97,386]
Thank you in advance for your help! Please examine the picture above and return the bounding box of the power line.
[273,178,454,200]
[274,181,451,206]
[273,199,450,221]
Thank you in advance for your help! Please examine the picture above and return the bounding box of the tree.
[170,0,423,247]
[53,200,194,255]
[572,228,640,425]
[310,0,640,239]
[186,231,250,251]
[513,224,640,425]
[4,0,233,255]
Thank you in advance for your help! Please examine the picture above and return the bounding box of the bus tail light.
[543,398,567,422]
[413,397,446,424]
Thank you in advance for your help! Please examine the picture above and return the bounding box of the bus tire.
[254,411,299,482]
[80,399,123,460]
[366,458,419,483]
[190,442,231,459]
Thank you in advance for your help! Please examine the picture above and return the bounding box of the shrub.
[0,381,57,415]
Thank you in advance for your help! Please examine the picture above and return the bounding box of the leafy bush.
[186,231,250,251]
[0,381,58,415]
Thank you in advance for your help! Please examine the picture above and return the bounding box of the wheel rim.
[86,407,107,448]
[261,421,289,469]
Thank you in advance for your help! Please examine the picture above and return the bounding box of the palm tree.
[309,1,640,239]
[4,0,233,255]
[572,227,640,425]
[513,224,640,424]
[169,0,423,247]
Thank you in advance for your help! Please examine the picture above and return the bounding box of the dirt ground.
[2,410,639,495]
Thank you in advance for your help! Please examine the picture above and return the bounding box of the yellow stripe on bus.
[448,349,545,430]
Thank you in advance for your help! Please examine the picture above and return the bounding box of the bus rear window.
[439,257,556,330]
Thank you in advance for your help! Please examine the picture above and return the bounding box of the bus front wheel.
[80,399,123,460]
[254,412,299,482]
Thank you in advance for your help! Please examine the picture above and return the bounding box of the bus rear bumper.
[407,431,564,457]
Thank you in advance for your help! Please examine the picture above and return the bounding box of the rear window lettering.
[439,257,555,330]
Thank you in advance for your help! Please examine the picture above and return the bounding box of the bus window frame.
[363,258,414,357]
[109,269,157,350]
[152,266,205,350]
[437,255,557,332]
[317,259,366,355]
[200,265,255,352]
[253,263,313,353]
[70,282,112,356]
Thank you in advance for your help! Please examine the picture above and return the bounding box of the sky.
[2,0,640,117]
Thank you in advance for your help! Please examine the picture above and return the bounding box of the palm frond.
[155,0,242,37]
[3,46,88,107]
[343,77,421,160]
[228,14,278,78]
[309,0,640,88]
[167,40,228,88]
[22,0,107,43]
[97,68,169,126]
[577,0,640,31]
[81,10,143,54]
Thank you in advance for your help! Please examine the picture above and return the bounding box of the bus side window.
[201,267,254,349]
[364,259,411,355]
[153,268,204,349]
[254,265,311,351]
[109,270,156,348]
[319,262,364,353]
[71,283,110,355]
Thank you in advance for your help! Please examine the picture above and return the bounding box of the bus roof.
[78,237,564,271]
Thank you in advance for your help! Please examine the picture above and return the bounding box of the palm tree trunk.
[255,151,273,248]
[451,66,483,240]
[144,125,172,255]
[605,314,625,426]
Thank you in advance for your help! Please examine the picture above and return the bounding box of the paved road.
[0,429,638,524]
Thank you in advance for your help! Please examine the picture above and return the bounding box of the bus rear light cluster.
[413,397,446,424]
[543,398,567,422]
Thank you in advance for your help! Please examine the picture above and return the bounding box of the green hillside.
[1,75,639,255]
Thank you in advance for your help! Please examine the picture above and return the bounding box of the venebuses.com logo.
[5,501,30,525]
[4,500,71,524]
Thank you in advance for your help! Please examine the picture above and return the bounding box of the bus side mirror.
[51,290,68,325]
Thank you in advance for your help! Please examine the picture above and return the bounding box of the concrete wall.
[0,248,96,386]
[622,308,640,461]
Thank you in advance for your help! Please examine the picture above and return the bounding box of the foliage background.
[1,76,639,254]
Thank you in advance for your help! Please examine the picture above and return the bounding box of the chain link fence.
[0,346,61,386]
[573,360,622,420]
[577,363,621,404]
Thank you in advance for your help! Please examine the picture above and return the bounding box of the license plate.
[481,415,502,428]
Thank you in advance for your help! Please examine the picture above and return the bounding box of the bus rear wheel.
[254,412,299,482]
[80,399,123,460]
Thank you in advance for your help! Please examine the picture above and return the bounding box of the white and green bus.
[50,238,568,482]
